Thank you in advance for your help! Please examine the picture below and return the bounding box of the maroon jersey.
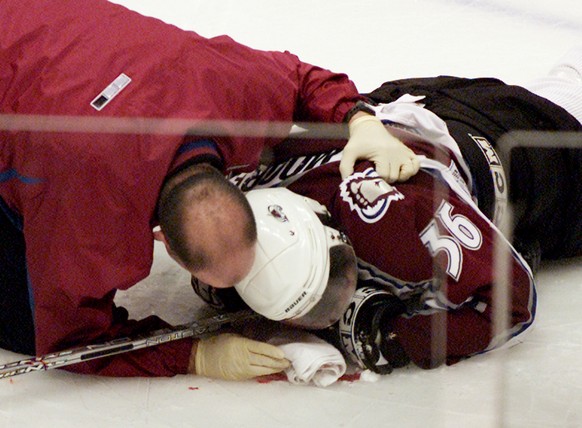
[232,136,536,368]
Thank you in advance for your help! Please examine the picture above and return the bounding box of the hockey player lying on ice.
[0,0,419,380]
[195,47,582,373]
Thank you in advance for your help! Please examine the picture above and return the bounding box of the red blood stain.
[339,372,361,382]
[256,371,361,384]
[256,373,287,384]
[188,386,199,390]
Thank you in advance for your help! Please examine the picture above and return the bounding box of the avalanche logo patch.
[339,167,404,224]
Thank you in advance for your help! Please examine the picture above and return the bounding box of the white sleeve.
[370,95,473,189]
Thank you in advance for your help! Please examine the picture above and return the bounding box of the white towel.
[268,330,346,387]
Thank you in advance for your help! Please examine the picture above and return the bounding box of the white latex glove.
[193,333,290,381]
[340,114,420,183]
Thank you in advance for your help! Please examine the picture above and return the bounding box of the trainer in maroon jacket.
[0,0,365,376]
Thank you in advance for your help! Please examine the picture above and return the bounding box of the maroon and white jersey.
[231,108,536,368]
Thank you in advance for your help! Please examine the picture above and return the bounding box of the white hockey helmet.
[235,188,358,329]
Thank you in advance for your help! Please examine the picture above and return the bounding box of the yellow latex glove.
[193,333,290,381]
[340,114,420,183]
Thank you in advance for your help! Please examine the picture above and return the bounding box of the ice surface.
[1,1,581,427]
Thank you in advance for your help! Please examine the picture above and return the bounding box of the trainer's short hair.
[157,164,256,270]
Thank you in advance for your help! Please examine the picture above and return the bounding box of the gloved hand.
[192,333,290,381]
[335,286,409,374]
[340,113,420,183]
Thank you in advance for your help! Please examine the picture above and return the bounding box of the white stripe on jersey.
[229,149,342,191]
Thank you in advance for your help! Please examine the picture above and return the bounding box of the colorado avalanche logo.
[339,167,404,223]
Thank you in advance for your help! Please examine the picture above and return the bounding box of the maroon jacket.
[0,0,362,376]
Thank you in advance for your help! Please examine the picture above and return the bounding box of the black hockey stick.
[0,309,257,379]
